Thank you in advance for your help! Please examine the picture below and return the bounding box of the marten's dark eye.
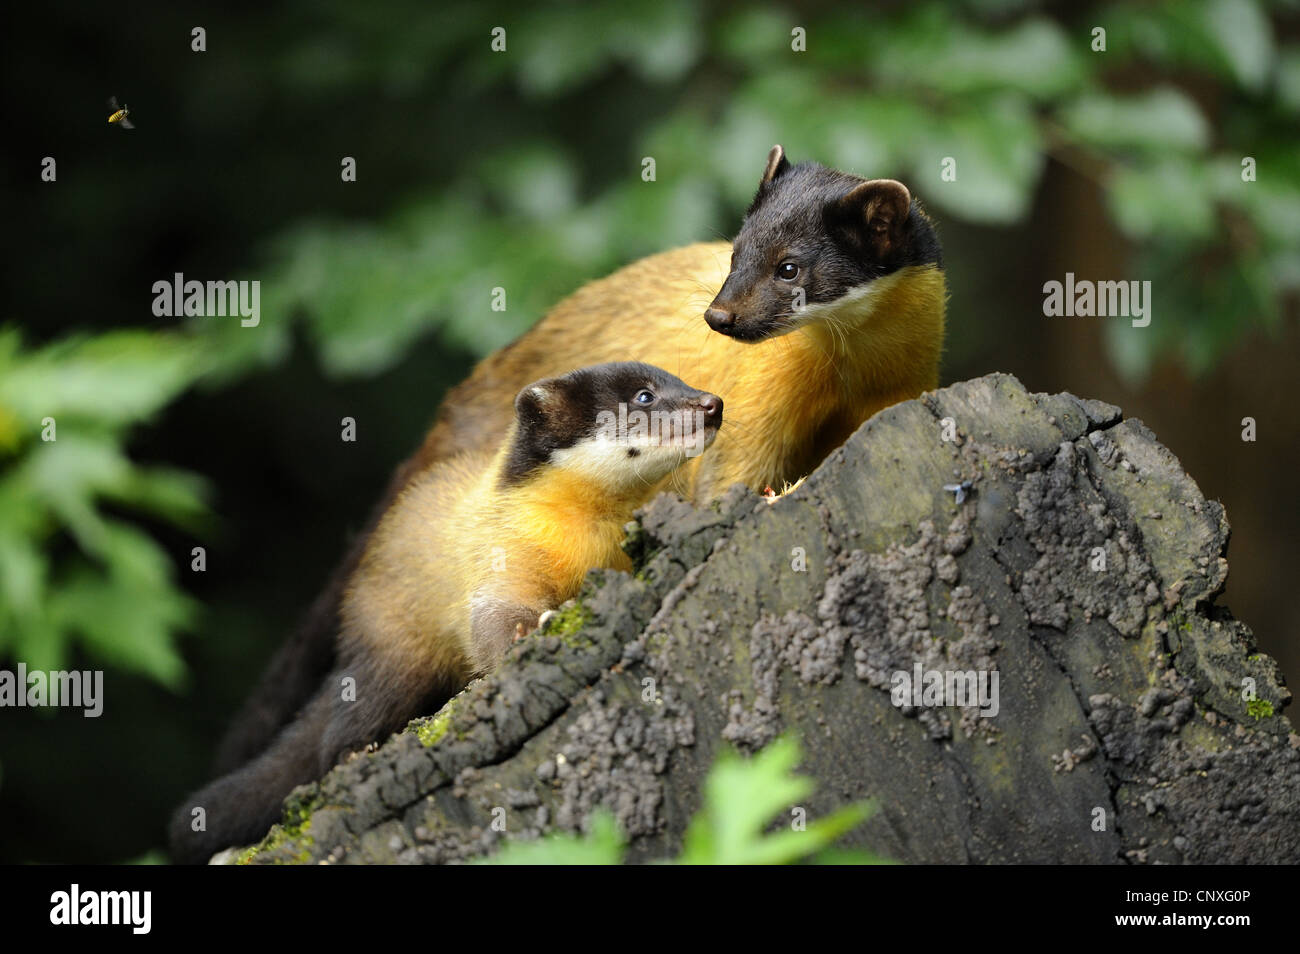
[776,262,799,281]
[633,389,655,406]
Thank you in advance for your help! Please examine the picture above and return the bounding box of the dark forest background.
[1,0,1297,862]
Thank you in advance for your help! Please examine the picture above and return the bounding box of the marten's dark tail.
[170,688,334,865]
[171,661,463,864]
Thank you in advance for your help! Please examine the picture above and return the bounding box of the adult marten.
[212,144,945,793]
[170,363,721,863]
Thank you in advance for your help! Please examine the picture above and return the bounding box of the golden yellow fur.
[420,241,947,499]
[340,429,651,688]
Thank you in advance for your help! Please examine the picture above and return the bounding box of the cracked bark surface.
[243,373,1298,865]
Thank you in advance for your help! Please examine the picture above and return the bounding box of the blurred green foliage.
[0,330,209,685]
[479,734,885,864]
[226,0,1297,385]
[3,0,1296,719]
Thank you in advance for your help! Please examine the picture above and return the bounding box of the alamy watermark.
[594,405,711,458]
[1043,273,1150,328]
[50,884,150,934]
[152,272,260,327]
[891,663,999,718]
[0,665,103,717]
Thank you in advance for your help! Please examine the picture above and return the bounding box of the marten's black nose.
[705,308,736,332]
[698,394,723,420]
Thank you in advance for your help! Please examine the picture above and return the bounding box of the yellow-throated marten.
[207,144,946,819]
[417,144,945,498]
[170,363,721,863]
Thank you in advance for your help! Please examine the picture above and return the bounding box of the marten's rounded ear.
[832,179,912,260]
[515,379,564,424]
[761,144,790,185]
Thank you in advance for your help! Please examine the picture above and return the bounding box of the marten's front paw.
[514,610,555,642]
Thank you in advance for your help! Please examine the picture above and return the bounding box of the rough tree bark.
[240,373,1298,865]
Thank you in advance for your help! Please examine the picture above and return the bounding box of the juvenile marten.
[170,362,721,863]
[212,144,945,796]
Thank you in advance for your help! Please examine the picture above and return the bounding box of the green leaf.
[1058,87,1210,155]
[1199,0,1274,91]
[513,9,615,96]
[1099,0,1273,91]
[17,437,133,556]
[480,145,579,221]
[870,14,1086,101]
[473,734,882,865]
[50,522,196,688]
[0,330,209,687]
[1108,158,1216,240]
[511,1,702,95]
[678,734,880,865]
[916,95,1044,223]
[0,330,203,436]
[0,530,48,628]
[477,810,625,865]
[612,0,703,84]
[109,467,211,532]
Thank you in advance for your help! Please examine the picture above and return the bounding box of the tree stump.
[242,373,1298,865]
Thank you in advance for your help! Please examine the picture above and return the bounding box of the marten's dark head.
[705,145,943,342]
[504,362,722,489]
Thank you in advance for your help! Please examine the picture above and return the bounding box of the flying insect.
[107,96,134,129]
